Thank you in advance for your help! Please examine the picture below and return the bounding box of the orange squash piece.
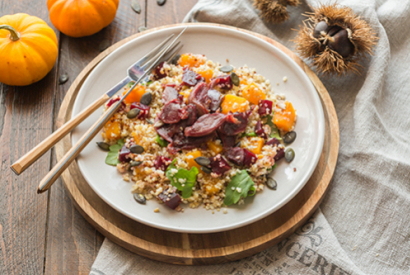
[203,175,221,195]
[273,101,296,133]
[180,88,191,104]
[207,140,223,155]
[104,121,121,140]
[185,150,202,171]
[197,68,213,83]
[178,53,206,68]
[241,83,266,105]
[221,94,249,114]
[132,131,142,145]
[243,137,264,155]
[122,84,146,104]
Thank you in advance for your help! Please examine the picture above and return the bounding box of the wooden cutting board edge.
[55,23,339,265]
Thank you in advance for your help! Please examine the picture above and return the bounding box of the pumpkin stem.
[0,25,21,41]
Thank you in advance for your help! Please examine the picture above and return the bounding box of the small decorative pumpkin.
[47,0,120,38]
[0,13,58,86]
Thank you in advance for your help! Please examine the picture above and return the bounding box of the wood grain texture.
[54,23,339,265]
[0,1,59,274]
[43,1,149,274]
[147,0,194,28]
[11,93,110,175]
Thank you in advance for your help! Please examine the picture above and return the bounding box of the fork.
[11,32,183,175]
[36,27,186,193]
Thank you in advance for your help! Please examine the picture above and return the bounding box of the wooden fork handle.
[11,93,110,175]
[37,103,118,194]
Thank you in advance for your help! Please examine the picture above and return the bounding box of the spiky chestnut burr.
[293,4,378,75]
[254,0,301,24]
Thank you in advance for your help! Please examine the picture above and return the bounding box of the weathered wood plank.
[0,2,60,274]
[44,1,146,274]
[147,0,195,28]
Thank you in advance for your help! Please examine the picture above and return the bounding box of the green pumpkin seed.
[131,0,141,14]
[127,108,140,119]
[201,166,212,174]
[266,177,277,190]
[130,145,144,154]
[170,54,180,65]
[133,193,146,204]
[140,92,152,105]
[195,157,211,167]
[59,74,69,85]
[231,72,240,86]
[146,119,154,124]
[130,160,143,167]
[283,131,297,144]
[157,0,166,6]
[219,65,233,73]
[285,148,295,163]
[99,39,110,52]
[138,26,147,33]
[96,142,110,151]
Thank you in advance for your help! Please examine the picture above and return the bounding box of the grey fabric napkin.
[91,0,410,274]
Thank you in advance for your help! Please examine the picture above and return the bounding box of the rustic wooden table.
[0,1,197,274]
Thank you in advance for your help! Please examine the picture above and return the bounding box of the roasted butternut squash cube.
[241,83,266,105]
[207,140,223,155]
[273,101,296,133]
[197,68,213,83]
[104,121,121,140]
[243,137,264,155]
[122,84,146,104]
[221,94,249,114]
[185,150,202,171]
[178,53,206,68]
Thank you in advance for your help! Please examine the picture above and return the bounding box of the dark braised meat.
[172,132,215,150]
[188,82,210,116]
[217,130,236,149]
[178,104,197,126]
[184,113,226,137]
[218,111,250,136]
[162,85,182,104]
[159,99,181,124]
[209,75,232,90]
[207,89,223,112]
[181,67,203,87]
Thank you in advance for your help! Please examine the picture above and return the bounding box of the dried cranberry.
[209,75,232,90]
[185,113,226,137]
[130,102,150,119]
[274,148,285,161]
[154,156,172,171]
[107,97,120,107]
[219,112,250,136]
[266,138,280,147]
[162,86,181,104]
[258,100,273,117]
[225,147,257,167]
[209,154,231,176]
[208,89,223,112]
[255,121,267,139]
[188,82,210,116]
[181,67,203,86]
[118,145,131,163]
[153,61,168,80]
[158,191,181,210]
[243,149,258,167]
[159,99,181,124]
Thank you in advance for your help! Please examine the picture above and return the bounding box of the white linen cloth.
[91,1,410,274]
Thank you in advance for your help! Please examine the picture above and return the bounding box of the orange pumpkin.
[47,0,120,38]
[0,13,58,86]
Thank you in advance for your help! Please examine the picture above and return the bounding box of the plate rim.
[71,24,325,233]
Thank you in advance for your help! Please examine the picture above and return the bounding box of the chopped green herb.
[166,160,199,198]
[241,132,257,138]
[126,81,135,89]
[105,139,125,166]
[266,115,282,140]
[224,170,256,206]
[156,134,169,147]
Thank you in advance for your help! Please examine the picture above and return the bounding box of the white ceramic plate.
[72,25,325,233]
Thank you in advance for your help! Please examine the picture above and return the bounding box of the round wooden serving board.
[55,23,339,265]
